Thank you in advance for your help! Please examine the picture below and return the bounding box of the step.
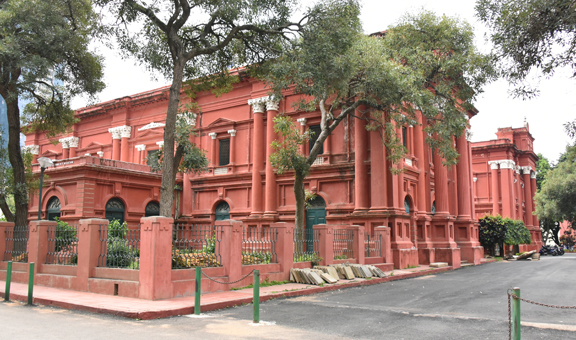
[429,262,449,268]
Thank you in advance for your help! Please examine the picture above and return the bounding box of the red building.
[471,123,543,251]
[23,76,491,269]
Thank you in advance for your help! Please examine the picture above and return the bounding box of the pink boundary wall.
[0,219,394,300]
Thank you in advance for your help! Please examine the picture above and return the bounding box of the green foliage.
[270,114,311,176]
[504,218,531,246]
[476,0,576,98]
[53,217,77,252]
[108,219,128,239]
[536,153,551,192]
[106,238,140,269]
[294,253,323,266]
[242,252,273,265]
[334,255,348,260]
[535,144,576,229]
[479,215,507,248]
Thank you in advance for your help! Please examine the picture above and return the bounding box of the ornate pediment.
[137,129,164,138]
[79,141,104,151]
[41,150,59,157]
[138,122,165,131]
[207,117,235,127]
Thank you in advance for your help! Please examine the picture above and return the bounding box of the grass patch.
[231,278,289,290]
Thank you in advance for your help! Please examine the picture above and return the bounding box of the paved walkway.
[0,261,494,320]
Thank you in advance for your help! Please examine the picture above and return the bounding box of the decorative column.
[265,98,280,216]
[248,98,266,215]
[67,137,79,157]
[22,145,39,163]
[354,106,369,211]
[489,161,500,215]
[297,118,307,156]
[135,144,146,164]
[456,134,472,218]
[413,115,427,213]
[228,129,237,165]
[499,160,515,218]
[369,128,386,210]
[208,132,217,167]
[530,171,538,227]
[522,166,533,226]
[59,137,70,159]
[108,126,123,161]
[120,126,132,162]
[433,151,449,214]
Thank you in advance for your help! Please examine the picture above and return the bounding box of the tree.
[267,10,495,231]
[479,215,507,255]
[535,153,551,192]
[477,0,576,98]
[96,0,334,217]
[0,0,104,227]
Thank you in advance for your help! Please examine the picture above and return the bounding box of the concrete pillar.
[228,129,237,165]
[76,219,109,291]
[28,220,55,275]
[314,224,335,266]
[120,127,131,162]
[135,144,146,164]
[433,150,449,214]
[354,108,369,211]
[68,137,79,158]
[522,167,534,226]
[370,130,386,209]
[59,138,70,159]
[248,98,266,215]
[351,225,365,265]
[273,222,295,276]
[374,226,391,264]
[182,173,192,216]
[530,172,538,226]
[456,135,472,218]
[489,161,500,215]
[413,115,427,213]
[108,127,122,161]
[220,220,243,283]
[297,118,307,156]
[208,132,217,167]
[0,222,15,262]
[265,98,280,215]
[500,160,515,218]
[138,216,174,300]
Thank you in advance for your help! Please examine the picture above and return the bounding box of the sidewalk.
[0,261,495,320]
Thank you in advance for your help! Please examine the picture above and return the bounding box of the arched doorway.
[306,196,326,251]
[404,196,411,214]
[46,196,61,221]
[215,201,230,221]
[145,201,160,217]
[105,198,125,224]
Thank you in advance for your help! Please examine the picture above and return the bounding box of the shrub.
[108,219,128,238]
[479,215,507,249]
[561,230,575,248]
[53,217,77,252]
[504,219,532,246]
[106,237,139,268]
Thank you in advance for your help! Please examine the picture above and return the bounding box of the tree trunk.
[0,194,14,222]
[5,98,28,228]
[294,171,306,233]
[159,59,185,217]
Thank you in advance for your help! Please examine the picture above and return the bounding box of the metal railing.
[242,226,278,265]
[98,224,140,269]
[333,229,354,260]
[365,233,382,258]
[3,226,28,262]
[46,224,79,265]
[293,228,320,262]
[172,223,223,268]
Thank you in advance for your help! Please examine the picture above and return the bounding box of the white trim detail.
[96,151,104,158]
[473,177,478,182]
[22,145,39,155]
[404,158,413,166]
[138,122,165,131]
[208,132,217,140]
[156,141,164,147]
[227,129,237,137]
[109,125,131,140]
[297,118,307,126]
[488,161,499,170]
[214,167,228,175]
[135,144,147,151]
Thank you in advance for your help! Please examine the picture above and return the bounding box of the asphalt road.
[2,254,576,339]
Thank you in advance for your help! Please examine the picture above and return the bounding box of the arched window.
[431,201,436,215]
[145,201,160,217]
[404,196,411,214]
[46,196,61,221]
[105,198,125,225]
[215,201,230,221]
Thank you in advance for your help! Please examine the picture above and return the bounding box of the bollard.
[512,287,521,340]
[4,261,12,301]
[253,270,260,323]
[27,262,35,305]
[195,266,201,315]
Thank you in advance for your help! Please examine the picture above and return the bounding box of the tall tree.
[477,0,576,98]
[267,10,496,231]
[96,0,333,217]
[0,0,104,227]
[535,153,551,191]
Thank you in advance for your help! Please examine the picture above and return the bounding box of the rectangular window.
[402,126,408,148]
[309,125,324,154]
[219,138,230,166]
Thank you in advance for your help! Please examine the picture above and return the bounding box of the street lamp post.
[37,157,54,220]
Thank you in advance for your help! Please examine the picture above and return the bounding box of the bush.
[106,237,139,268]
[54,217,77,252]
[561,230,575,248]
[479,215,507,249]
[504,219,532,246]
[108,219,128,238]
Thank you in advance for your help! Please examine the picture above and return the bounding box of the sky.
[71,0,575,164]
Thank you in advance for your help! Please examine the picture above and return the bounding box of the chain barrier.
[201,269,255,285]
[507,289,576,340]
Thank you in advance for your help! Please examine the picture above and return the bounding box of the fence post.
[512,287,521,340]
[272,222,294,278]
[75,219,109,292]
[220,220,243,285]
[27,262,35,305]
[138,216,174,300]
[253,269,260,324]
[374,226,391,263]
[28,220,56,275]
[352,225,365,264]
[195,266,201,315]
[4,261,12,301]
[314,224,335,266]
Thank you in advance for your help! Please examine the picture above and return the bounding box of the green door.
[215,201,230,221]
[105,198,125,225]
[305,196,326,252]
